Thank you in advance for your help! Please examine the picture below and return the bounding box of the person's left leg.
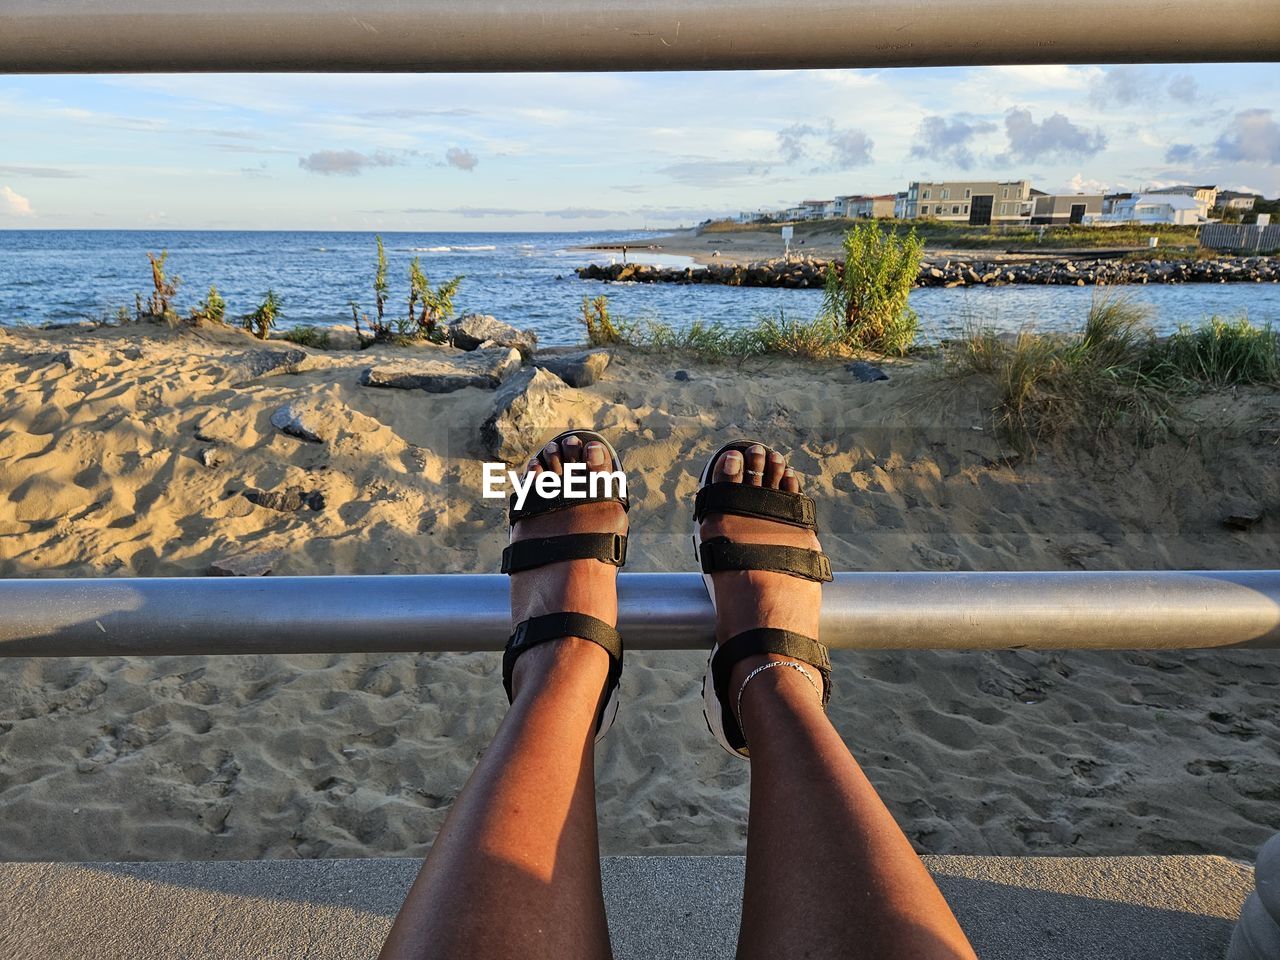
[381,435,624,960]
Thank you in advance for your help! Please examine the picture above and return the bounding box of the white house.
[1103,193,1206,226]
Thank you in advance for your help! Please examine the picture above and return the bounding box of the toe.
[540,440,562,474]
[745,444,766,487]
[584,439,609,473]
[713,448,744,484]
[561,434,583,465]
[764,449,786,488]
[781,466,801,493]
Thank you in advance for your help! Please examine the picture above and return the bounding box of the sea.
[1,229,1277,345]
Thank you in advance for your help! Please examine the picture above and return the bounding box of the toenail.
[750,444,764,455]
[723,452,742,475]
[769,452,783,462]
[544,442,558,455]
[585,442,604,466]
[784,467,795,477]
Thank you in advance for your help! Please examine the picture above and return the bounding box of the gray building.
[1031,193,1104,225]
[904,180,1032,225]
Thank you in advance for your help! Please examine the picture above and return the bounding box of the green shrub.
[191,286,226,325]
[582,295,623,345]
[240,290,282,340]
[282,324,331,349]
[1160,316,1279,386]
[822,222,924,355]
[410,257,463,341]
[145,251,181,323]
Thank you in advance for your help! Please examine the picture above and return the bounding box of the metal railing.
[1,571,1278,656]
[0,0,1277,73]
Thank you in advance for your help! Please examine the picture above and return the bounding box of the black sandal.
[502,430,629,742]
[693,439,833,758]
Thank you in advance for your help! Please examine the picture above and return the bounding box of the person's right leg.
[703,445,976,960]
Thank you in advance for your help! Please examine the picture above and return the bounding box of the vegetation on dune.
[354,236,464,346]
[821,222,923,355]
[281,324,331,349]
[240,289,283,340]
[191,286,226,325]
[143,251,181,323]
[942,295,1280,453]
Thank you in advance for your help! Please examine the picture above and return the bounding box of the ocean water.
[1,229,1277,345]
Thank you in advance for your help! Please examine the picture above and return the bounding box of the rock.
[1223,503,1264,531]
[361,346,521,393]
[913,543,961,570]
[243,487,325,513]
[270,402,329,443]
[196,447,223,468]
[533,349,611,388]
[673,370,691,382]
[207,548,283,577]
[481,367,569,461]
[448,314,538,356]
[847,360,890,383]
[229,348,327,385]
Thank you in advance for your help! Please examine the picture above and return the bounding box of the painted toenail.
[784,467,795,477]
[544,442,558,455]
[723,452,742,475]
[769,452,783,462]
[586,442,604,466]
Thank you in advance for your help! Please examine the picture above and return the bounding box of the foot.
[509,434,628,703]
[701,444,826,728]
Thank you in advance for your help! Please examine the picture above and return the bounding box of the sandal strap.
[508,488,630,524]
[502,612,624,717]
[694,482,817,529]
[501,532,628,575]
[699,536,833,582]
[711,627,832,753]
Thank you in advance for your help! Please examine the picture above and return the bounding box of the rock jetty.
[577,254,1280,289]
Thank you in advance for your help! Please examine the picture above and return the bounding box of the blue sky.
[1,63,1277,230]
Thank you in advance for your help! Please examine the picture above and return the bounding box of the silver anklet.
[735,661,819,744]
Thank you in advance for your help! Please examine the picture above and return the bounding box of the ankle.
[731,655,824,744]
[510,636,610,702]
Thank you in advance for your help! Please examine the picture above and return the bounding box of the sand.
[1,321,1278,863]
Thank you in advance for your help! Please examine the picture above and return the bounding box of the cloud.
[360,107,479,119]
[658,158,778,186]
[0,164,82,179]
[298,149,401,175]
[1065,173,1110,194]
[1164,143,1200,164]
[998,108,1107,163]
[1213,109,1280,165]
[543,207,619,219]
[1089,66,1153,107]
[1,185,33,216]
[909,116,998,170]
[444,147,479,171]
[776,120,874,170]
[1167,75,1198,103]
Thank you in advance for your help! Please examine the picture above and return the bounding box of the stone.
[1222,504,1264,531]
[847,360,890,383]
[206,548,283,577]
[196,447,223,468]
[360,347,521,394]
[481,367,569,462]
[673,370,691,382]
[448,314,538,356]
[243,487,325,513]
[270,402,329,443]
[533,349,611,388]
[230,348,327,385]
[913,543,962,570]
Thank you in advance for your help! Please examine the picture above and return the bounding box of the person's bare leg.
[381,435,624,960]
[703,445,976,960]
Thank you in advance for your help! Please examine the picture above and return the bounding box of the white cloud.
[1,185,33,217]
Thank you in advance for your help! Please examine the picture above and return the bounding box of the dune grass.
[943,296,1280,452]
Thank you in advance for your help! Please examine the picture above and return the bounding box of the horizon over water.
[1,229,1277,345]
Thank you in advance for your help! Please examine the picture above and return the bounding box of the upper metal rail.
[0,0,1277,73]
[1,571,1277,657]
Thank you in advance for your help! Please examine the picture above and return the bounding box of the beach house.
[903,179,1033,224]
[1102,193,1207,225]
[1030,193,1105,225]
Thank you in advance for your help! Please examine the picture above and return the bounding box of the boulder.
[533,349,611,388]
[481,367,569,461]
[242,487,325,513]
[448,314,538,356]
[1223,503,1264,531]
[269,402,329,443]
[196,446,223,468]
[846,360,890,383]
[229,348,328,385]
[207,548,283,577]
[360,346,521,393]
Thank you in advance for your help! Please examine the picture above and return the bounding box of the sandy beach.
[1,320,1278,864]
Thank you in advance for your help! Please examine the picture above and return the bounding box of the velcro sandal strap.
[694,482,817,529]
[501,533,628,575]
[502,613,624,720]
[699,536,833,582]
[710,627,832,752]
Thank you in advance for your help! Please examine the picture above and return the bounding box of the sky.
[1,63,1278,231]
